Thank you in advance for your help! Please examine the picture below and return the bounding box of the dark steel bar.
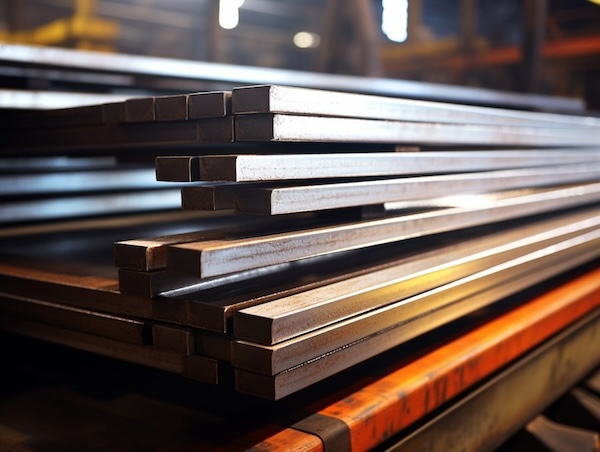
[188,91,231,118]
[0,292,147,345]
[154,94,189,122]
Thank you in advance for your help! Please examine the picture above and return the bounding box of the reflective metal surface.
[189,150,600,182]
[233,85,600,128]
[168,184,600,278]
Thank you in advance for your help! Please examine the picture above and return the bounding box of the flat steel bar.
[191,150,600,182]
[181,184,237,211]
[0,156,117,173]
[0,260,189,325]
[0,314,221,384]
[114,215,313,272]
[101,101,127,124]
[0,292,146,345]
[234,207,600,345]
[155,155,201,182]
[6,117,233,153]
[0,189,182,223]
[243,266,600,449]
[232,85,600,129]
[118,268,203,298]
[196,331,233,361]
[0,44,584,111]
[388,311,600,452]
[188,91,232,119]
[167,183,600,279]
[154,94,189,121]
[151,323,196,355]
[0,168,166,196]
[234,163,600,215]
[125,97,155,123]
[234,239,600,399]
[234,114,600,146]
[231,229,600,375]
[0,88,132,110]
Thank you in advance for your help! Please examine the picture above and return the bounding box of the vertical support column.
[521,0,547,93]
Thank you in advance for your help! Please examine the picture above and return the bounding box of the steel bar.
[234,241,600,399]
[0,168,165,196]
[180,238,461,333]
[188,150,600,183]
[155,155,201,182]
[231,228,600,375]
[151,323,196,355]
[114,214,314,272]
[0,88,132,110]
[0,314,221,384]
[387,311,600,452]
[0,44,584,111]
[243,266,600,448]
[181,184,238,211]
[232,85,600,129]
[233,207,600,345]
[5,117,234,153]
[125,97,155,123]
[188,91,231,119]
[167,183,600,279]
[233,163,600,215]
[234,114,600,146]
[0,156,117,173]
[0,260,189,325]
[154,94,188,122]
[0,292,146,345]
[0,189,182,223]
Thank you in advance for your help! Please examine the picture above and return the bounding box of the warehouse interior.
[2,1,600,450]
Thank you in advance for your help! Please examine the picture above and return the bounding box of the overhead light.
[219,0,244,30]
[588,0,600,4]
[293,32,320,49]
[382,0,409,43]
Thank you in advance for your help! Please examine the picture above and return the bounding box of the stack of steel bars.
[2,84,600,402]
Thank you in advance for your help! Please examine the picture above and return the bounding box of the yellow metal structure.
[0,0,117,52]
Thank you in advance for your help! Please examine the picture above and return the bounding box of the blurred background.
[1,0,600,108]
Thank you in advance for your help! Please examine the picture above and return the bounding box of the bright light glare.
[382,0,408,43]
[293,31,320,49]
[219,0,244,30]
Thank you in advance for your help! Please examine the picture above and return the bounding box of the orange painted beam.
[382,33,600,74]
[244,265,600,451]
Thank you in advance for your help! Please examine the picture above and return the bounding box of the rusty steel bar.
[388,311,600,451]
